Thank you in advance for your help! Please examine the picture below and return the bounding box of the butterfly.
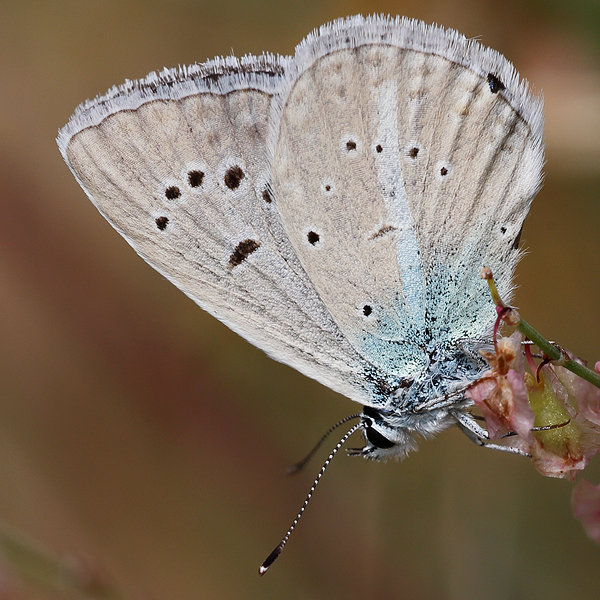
[58,14,544,571]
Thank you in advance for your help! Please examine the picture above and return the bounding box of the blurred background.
[0,0,599,598]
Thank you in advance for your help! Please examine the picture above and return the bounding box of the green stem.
[517,318,600,390]
[484,269,600,390]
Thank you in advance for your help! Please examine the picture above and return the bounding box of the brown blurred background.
[0,1,599,598]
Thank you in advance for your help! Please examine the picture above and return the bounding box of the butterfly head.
[351,403,456,461]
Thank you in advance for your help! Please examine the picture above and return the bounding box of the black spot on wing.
[262,187,273,203]
[369,225,396,240]
[224,165,245,190]
[487,73,506,94]
[512,224,524,250]
[165,186,181,200]
[155,216,169,230]
[229,238,260,268]
[307,231,320,245]
[188,170,204,187]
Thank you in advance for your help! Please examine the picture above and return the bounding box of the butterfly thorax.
[356,340,487,460]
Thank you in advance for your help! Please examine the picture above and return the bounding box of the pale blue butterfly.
[57,15,544,572]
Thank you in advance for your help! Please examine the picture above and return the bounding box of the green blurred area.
[0,1,599,599]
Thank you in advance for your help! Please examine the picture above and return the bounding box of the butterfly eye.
[365,425,395,449]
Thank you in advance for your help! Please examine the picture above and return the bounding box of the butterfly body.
[58,15,544,459]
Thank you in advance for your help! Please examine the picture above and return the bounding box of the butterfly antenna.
[258,422,362,576]
[285,414,361,475]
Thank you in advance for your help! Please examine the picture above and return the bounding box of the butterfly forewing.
[59,59,382,406]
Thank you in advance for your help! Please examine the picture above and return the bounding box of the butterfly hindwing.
[269,16,544,378]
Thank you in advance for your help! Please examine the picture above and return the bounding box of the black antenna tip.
[258,543,283,576]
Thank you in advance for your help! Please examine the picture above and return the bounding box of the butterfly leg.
[450,410,531,457]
